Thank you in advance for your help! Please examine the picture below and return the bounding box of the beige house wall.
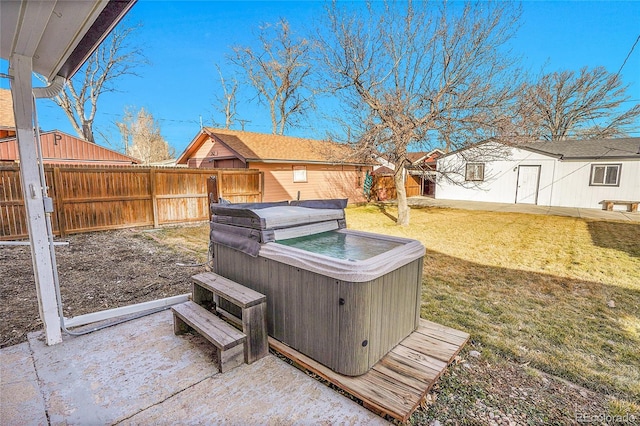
[251,162,370,203]
[193,136,238,159]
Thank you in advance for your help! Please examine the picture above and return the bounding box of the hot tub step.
[172,301,246,373]
[191,272,269,365]
[192,272,266,308]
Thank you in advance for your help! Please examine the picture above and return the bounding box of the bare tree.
[51,24,146,143]
[519,66,640,141]
[213,64,238,129]
[229,18,315,135]
[319,1,521,225]
[117,107,175,164]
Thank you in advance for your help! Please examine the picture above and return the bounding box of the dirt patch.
[0,228,206,348]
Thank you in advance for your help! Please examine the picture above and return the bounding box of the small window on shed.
[293,165,307,183]
[590,164,621,186]
[465,163,485,181]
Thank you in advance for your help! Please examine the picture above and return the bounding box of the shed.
[176,128,373,203]
[436,138,640,210]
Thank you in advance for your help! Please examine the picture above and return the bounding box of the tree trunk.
[82,122,95,143]
[394,167,409,226]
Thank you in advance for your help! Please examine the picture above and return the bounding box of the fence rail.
[0,164,263,240]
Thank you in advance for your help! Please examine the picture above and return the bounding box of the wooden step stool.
[191,272,269,365]
[172,300,245,373]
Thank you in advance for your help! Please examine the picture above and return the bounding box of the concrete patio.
[407,196,640,222]
[0,310,388,425]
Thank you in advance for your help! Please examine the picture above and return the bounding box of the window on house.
[465,163,485,181]
[293,165,307,183]
[590,164,621,186]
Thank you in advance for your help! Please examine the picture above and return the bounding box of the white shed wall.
[549,159,640,209]
[436,147,555,204]
[436,146,640,209]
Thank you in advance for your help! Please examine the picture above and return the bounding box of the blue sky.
[2,1,639,155]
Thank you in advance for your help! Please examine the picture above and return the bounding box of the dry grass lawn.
[347,205,640,405]
[153,205,640,421]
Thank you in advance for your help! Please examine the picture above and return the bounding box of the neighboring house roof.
[520,138,640,160]
[378,148,444,167]
[177,128,372,166]
[0,130,140,164]
[407,152,429,163]
[0,89,16,139]
[372,166,395,175]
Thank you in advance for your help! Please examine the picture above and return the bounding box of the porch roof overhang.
[1,0,135,83]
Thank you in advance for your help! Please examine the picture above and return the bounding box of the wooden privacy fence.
[372,174,423,201]
[0,164,263,240]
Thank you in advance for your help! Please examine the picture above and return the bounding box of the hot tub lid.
[211,203,345,230]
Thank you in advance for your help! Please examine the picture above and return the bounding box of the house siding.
[193,137,238,160]
[436,145,640,209]
[251,162,369,203]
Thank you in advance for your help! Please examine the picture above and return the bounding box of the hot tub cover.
[210,200,349,256]
[211,200,346,230]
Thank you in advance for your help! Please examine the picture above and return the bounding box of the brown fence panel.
[372,175,397,201]
[218,170,263,203]
[154,168,211,225]
[0,165,27,238]
[405,175,421,197]
[372,174,424,201]
[54,166,154,235]
[0,164,263,240]
[0,166,60,239]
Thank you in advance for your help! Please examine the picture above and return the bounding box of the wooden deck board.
[269,318,469,422]
[416,320,470,345]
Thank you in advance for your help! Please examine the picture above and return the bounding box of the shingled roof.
[178,128,371,165]
[521,138,640,160]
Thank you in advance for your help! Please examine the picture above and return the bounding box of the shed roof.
[521,138,640,160]
[440,137,640,161]
[177,128,372,166]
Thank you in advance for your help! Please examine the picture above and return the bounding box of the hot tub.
[210,201,425,376]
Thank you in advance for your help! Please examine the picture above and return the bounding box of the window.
[293,165,307,183]
[465,163,485,181]
[590,164,621,186]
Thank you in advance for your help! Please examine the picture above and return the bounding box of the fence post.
[207,173,219,206]
[150,168,159,228]
[52,167,67,237]
[260,171,264,202]
[217,170,224,200]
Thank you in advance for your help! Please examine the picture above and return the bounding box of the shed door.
[515,165,540,204]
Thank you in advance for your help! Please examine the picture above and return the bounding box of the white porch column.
[10,54,62,345]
